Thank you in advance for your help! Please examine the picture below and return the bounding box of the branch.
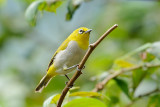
[92,64,160,92]
[57,24,118,107]
[126,88,160,107]
[136,88,160,98]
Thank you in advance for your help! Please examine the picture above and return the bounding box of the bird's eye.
[79,29,84,34]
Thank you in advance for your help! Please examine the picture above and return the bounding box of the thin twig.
[57,24,118,107]
[126,88,160,107]
[137,88,160,98]
[92,64,160,92]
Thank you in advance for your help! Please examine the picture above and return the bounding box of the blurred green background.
[0,0,160,107]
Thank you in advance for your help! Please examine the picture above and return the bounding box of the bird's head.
[68,27,92,50]
[69,27,92,41]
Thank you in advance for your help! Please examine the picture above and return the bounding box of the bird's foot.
[65,81,74,88]
[76,65,85,72]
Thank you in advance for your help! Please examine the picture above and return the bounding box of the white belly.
[54,41,87,74]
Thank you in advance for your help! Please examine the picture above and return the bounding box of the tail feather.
[35,74,52,93]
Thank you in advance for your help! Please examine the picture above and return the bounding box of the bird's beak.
[85,29,92,33]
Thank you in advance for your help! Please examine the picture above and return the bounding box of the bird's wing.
[47,38,71,71]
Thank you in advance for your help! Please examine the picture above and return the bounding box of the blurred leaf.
[104,80,121,106]
[140,51,155,62]
[122,43,152,59]
[43,94,60,107]
[134,79,157,98]
[110,96,119,104]
[115,59,135,68]
[70,91,101,97]
[38,0,62,12]
[63,97,106,107]
[25,0,62,26]
[147,42,160,60]
[66,0,83,21]
[132,68,146,91]
[69,86,80,91]
[50,94,61,104]
[146,67,159,78]
[25,0,43,26]
[113,43,152,70]
[114,78,131,99]
[148,94,160,107]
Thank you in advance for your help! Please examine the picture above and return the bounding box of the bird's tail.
[35,74,53,93]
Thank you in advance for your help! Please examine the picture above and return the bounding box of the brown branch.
[92,64,160,92]
[57,24,118,107]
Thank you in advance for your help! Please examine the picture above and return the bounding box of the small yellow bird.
[35,27,92,92]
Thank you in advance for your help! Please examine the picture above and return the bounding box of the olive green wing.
[47,38,71,71]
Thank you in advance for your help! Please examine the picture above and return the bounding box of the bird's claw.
[65,81,74,88]
[65,81,68,85]
[76,65,85,71]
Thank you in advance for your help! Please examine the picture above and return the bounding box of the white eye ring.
[79,29,84,34]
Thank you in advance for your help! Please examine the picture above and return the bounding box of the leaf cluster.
[44,41,160,107]
[25,0,87,26]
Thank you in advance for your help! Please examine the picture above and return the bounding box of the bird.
[35,27,92,92]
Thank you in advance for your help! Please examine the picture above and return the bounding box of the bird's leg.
[63,64,85,71]
[63,64,85,88]
[65,74,70,81]
[63,64,79,71]
[65,74,74,88]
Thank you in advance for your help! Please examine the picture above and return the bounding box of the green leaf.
[66,0,83,21]
[51,94,61,104]
[69,86,80,91]
[114,78,131,99]
[148,94,160,107]
[25,0,43,26]
[132,68,146,91]
[63,97,107,107]
[134,79,157,98]
[115,59,135,69]
[38,0,62,12]
[70,91,102,97]
[25,0,62,26]
[43,94,60,107]
[109,96,119,104]
[147,42,160,60]
[140,51,155,62]
[122,43,152,59]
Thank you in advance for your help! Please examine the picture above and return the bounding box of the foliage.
[43,90,102,106]
[43,94,61,107]
[25,0,62,26]
[148,94,160,107]
[65,0,83,21]
[25,0,87,25]
[43,41,160,107]
[63,97,106,107]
